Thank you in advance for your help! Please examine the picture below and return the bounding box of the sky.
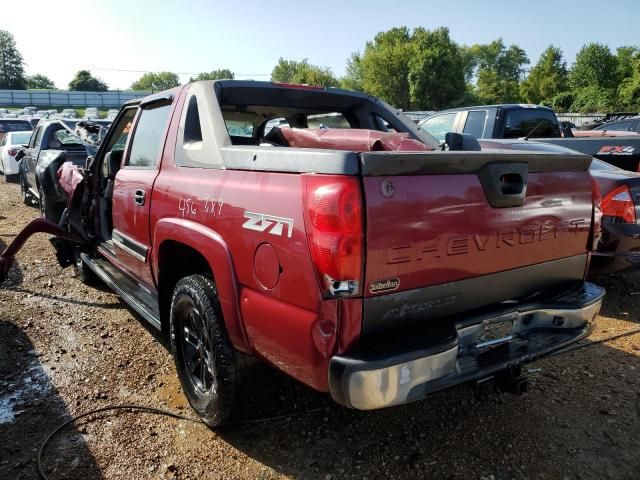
[1,0,639,90]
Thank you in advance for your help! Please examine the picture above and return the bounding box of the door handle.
[134,189,146,206]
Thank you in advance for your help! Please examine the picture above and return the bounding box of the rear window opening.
[220,104,360,146]
[503,109,561,139]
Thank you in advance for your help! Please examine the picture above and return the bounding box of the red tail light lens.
[601,185,636,223]
[303,175,363,297]
[8,148,18,156]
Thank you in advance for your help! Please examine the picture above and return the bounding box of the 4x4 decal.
[242,211,294,238]
[597,145,636,156]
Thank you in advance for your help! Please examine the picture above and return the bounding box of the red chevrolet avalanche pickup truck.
[3,81,605,425]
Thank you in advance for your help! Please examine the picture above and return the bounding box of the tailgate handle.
[478,163,528,208]
[500,172,524,195]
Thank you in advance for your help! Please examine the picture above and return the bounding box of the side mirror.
[15,148,25,161]
[444,132,481,152]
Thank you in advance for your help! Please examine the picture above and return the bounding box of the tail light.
[8,148,18,157]
[303,175,363,297]
[601,185,636,223]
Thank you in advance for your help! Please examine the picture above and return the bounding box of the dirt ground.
[0,179,639,480]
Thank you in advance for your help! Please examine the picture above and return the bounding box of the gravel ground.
[0,179,639,480]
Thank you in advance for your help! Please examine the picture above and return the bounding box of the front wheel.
[170,274,240,426]
[20,173,32,206]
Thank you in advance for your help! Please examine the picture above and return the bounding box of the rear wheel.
[170,274,240,426]
[4,174,18,183]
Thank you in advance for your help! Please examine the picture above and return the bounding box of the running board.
[80,254,161,330]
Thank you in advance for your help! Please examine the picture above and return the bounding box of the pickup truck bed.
[2,81,605,425]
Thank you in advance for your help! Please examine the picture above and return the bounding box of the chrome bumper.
[329,282,604,410]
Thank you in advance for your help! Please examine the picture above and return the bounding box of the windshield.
[54,129,83,145]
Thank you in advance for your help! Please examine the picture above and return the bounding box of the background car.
[590,116,640,134]
[0,118,33,142]
[0,130,32,182]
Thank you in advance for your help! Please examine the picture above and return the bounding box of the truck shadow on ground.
[217,341,640,480]
[0,320,102,480]
[212,277,640,480]
[6,286,123,310]
[0,238,23,288]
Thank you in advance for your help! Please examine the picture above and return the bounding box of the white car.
[0,131,32,182]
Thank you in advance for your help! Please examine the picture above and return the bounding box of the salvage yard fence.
[555,113,604,128]
[0,89,151,108]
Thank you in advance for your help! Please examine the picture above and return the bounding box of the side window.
[463,110,487,139]
[226,120,254,138]
[419,113,457,142]
[127,105,171,168]
[599,120,631,132]
[183,96,202,144]
[31,127,45,149]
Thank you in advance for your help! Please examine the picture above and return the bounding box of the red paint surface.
[363,172,593,295]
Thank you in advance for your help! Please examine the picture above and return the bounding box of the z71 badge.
[242,211,294,238]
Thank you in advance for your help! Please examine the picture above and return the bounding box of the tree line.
[2,27,639,113]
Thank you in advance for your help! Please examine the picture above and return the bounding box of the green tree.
[193,69,234,81]
[68,70,108,91]
[131,71,179,91]
[26,74,55,89]
[519,46,568,104]
[570,85,617,112]
[271,58,339,87]
[340,52,363,91]
[271,58,300,83]
[466,39,529,103]
[359,27,413,108]
[548,91,575,112]
[616,46,638,82]
[0,30,26,89]
[407,27,466,109]
[617,51,640,110]
[570,43,619,90]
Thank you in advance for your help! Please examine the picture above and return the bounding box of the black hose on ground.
[37,403,327,480]
[36,328,640,480]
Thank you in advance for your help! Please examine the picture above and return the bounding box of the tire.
[4,173,18,183]
[170,274,239,426]
[72,250,98,285]
[20,173,32,206]
[38,185,46,218]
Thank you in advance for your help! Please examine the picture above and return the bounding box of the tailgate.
[360,150,594,334]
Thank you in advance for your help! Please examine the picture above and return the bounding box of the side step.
[80,253,161,330]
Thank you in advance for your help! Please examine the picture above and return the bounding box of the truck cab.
[419,104,561,143]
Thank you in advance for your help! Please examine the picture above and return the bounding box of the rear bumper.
[1,155,18,175]
[329,282,604,410]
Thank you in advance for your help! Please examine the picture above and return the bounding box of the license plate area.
[477,317,514,349]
